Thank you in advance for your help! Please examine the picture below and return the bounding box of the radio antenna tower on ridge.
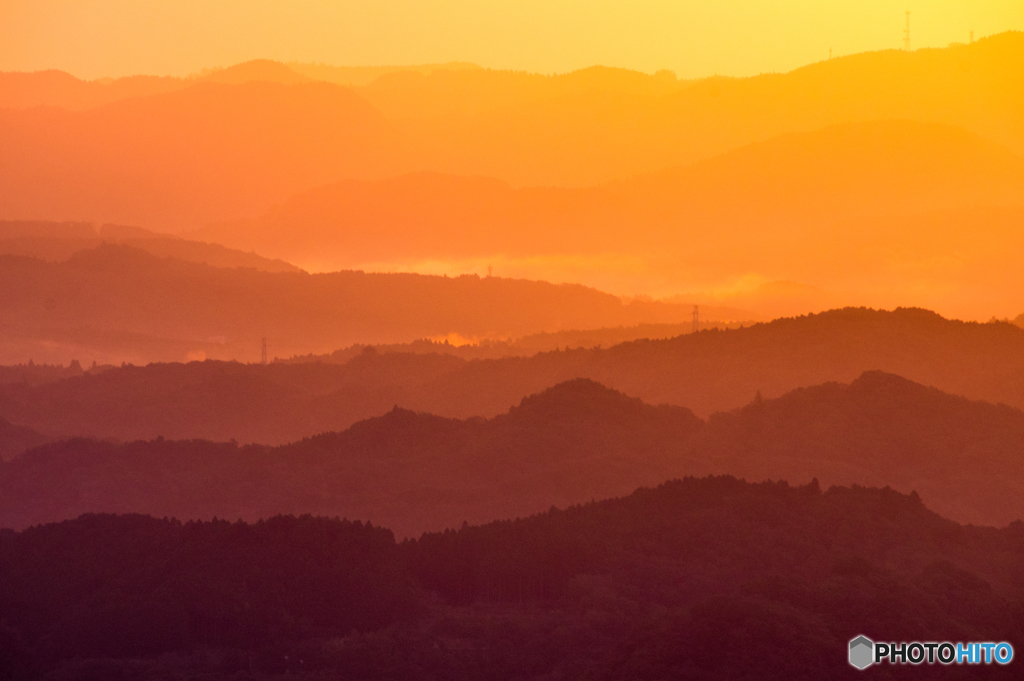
[692,305,700,334]
[903,11,912,51]
[261,337,267,365]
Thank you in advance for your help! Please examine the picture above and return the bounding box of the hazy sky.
[1,1,1021,79]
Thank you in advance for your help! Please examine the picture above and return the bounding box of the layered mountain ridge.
[4,370,1024,533]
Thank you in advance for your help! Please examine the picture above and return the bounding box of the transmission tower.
[692,305,700,334]
[903,11,911,51]
[261,337,267,365]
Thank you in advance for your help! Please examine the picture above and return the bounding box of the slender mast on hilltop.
[904,11,911,51]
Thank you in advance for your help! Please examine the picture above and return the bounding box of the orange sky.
[1,1,1022,79]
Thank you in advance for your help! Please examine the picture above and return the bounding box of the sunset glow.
[2,4,1024,678]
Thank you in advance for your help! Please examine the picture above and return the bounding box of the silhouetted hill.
[5,307,1024,443]
[0,80,406,229]
[698,370,1024,526]
[0,351,469,443]
[1,479,1022,679]
[0,244,698,365]
[0,60,319,111]
[197,171,618,265]
[402,307,1024,424]
[0,514,418,667]
[4,370,1024,532]
[0,220,300,272]
[200,121,1024,270]
[618,121,1023,238]
[0,417,46,463]
[0,61,482,110]
[407,478,1024,679]
[0,379,703,535]
[0,69,186,110]
[199,59,310,85]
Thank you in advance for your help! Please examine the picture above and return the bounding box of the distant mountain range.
[0,60,484,110]
[2,35,1021,223]
[0,243,707,365]
[3,307,1022,448]
[0,79,406,228]
[198,120,1024,269]
[3,37,1023,318]
[193,120,1024,316]
[3,370,1023,533]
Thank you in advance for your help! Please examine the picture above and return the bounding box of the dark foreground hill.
[4,372,1024,533]
[1,478,1021,680]
[3,307,1024,445]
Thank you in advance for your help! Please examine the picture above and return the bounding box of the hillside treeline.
[1,477,1021,680]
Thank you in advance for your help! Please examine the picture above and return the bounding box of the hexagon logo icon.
[849,635,874,670]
